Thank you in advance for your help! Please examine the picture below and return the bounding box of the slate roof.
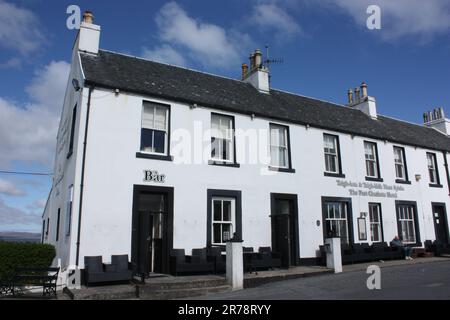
[80,50,450,152]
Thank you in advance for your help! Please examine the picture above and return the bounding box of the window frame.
[268,123,295,173]
[427,152,442,187]
[323,133,344,177]
[209,112,238,167]
[206,189,242,249]
[67,104,77,159]
[65,185,74,237]
[137,101,172,160]
[368,203,384,243]
[395,201,421,246]
[321,197,354,245]
[393,146,410,184]
[364,141,382,181]
[211,197,236,246]
[56,209,61,242]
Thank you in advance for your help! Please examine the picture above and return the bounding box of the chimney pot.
[354,87,361,102]
[347,89,354,104]
[361,82,368,98]
[254,49,262,69]
[83,11,94,24]
[241,63,248,80]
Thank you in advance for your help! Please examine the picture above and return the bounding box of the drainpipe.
[444,151,450,197]
[75,86,94,266]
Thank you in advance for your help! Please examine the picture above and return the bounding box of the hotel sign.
[336,179,405,198]
[144,170,166,183]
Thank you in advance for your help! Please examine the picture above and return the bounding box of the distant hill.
[0,232,41,243]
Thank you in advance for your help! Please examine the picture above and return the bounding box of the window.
[396,203,419,245]
[427,153,440,185]
[41,220,46,243]
[364,141,380,179]
[65,185,74,236]
[56,209,61,242]
[141,102,169,155]
[324,201,350,244]
[394,147,408,181]
[369,203,383,242]
[270,124,290,168]
[212,197,235,245]
[46,218,50,237]
[211,114,234,162]
[323,134,341,174]
[67,104,77,158]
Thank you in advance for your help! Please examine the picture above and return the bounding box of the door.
[132,186,173,275]
[270,195,299,268]
[432,203,449,244]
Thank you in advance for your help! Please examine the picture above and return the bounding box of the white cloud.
[0,0,45,55]
[322,0,450,40]
[0,61,70,168]
[249,3,302,41]
[0,179,26,196]
[144,2,252,69]
[27,199,47,211]
[0,198,41,231]
[142,44,187,66]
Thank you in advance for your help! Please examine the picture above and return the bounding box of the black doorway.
[270,194,299,268]
[432,203,449,244]
[131,185,173,275]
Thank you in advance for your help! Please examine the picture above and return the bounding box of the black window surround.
[368,202,385,243]
[427,152,442,188]
[393,146,411,184]
[268,123,295,173]
[55,209,61,242]
[209,112,240,168]
[364,141,383,182]
[321,197,354,245]
[67,104,77,159]
[395,200,421,247]
[323,133,345,178]
[206,189,242,250]
[137,100,172,162]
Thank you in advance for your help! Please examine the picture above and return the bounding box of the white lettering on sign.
[144,170,166,183]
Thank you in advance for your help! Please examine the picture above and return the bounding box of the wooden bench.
[0,267,59,298]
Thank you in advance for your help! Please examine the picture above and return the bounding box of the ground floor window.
[323,200,351,244]
[212,197,235,245]
[207,189,242,247]
[396,202,420,245]
[369,203,383,242]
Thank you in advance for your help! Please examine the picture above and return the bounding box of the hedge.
[0,242,56,279]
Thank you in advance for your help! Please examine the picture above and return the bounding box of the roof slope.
[80,50,450,152]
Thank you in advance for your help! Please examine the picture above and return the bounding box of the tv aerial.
[264,45,284,67]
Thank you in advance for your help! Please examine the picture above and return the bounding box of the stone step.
[139,278,227,291]
[138,285,231,300]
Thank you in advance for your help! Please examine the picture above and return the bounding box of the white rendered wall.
[60,88,450,268]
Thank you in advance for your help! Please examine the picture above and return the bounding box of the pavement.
[193,257,450,300]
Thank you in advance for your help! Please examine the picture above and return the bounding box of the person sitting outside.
[391,236,413,260]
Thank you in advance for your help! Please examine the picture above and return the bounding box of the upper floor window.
[211,113,234,163]
[67,104,77,158]
[394,146,408,181]
[427,153,440,185]
[323,134,342,175]
[270,124,290,169]
[364,141,380,179]
[141,102,169,155]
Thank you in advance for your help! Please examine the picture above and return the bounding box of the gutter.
[75,86,94,266]
[444,151,450,197]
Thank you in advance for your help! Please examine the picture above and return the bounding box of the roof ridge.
[272,88,347,109]
[379,114,450,137]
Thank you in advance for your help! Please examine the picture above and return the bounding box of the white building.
[43,13,450,278]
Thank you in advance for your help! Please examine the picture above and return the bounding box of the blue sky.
[0,0,449,232]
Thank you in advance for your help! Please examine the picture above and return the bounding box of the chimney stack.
[423,107,449,135]
[74,10,101,55]
[347,82,377,119]
[242,49,270,94]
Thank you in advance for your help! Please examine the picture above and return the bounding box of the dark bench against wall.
[84,255,132,286]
